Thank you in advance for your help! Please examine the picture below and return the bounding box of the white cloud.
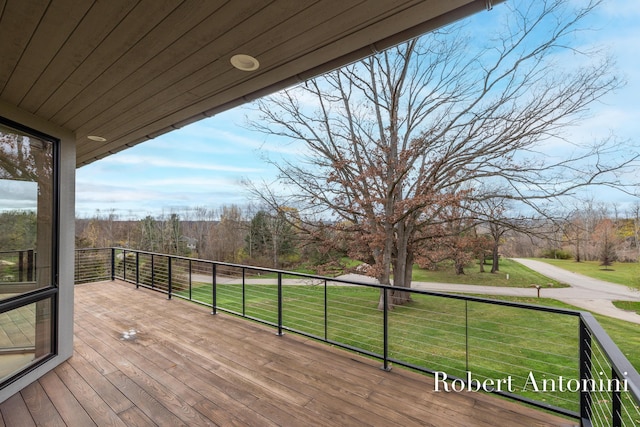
[98,154,263,173]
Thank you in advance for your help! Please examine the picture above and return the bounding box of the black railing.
[74,247,640,426]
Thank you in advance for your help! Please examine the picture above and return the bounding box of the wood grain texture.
[0,280,577,426]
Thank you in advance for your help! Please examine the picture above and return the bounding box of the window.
[0,118,57,385]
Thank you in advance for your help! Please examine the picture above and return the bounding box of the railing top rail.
[107,247,581,317]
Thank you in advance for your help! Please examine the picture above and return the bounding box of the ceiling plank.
[36,0,186,121]
[1,0,92,105]
[0,0,49,96]
[18,1,140,113]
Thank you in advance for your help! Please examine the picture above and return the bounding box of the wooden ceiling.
[0,0,497,167]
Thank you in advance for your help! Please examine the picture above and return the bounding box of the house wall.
[0,100,75,402]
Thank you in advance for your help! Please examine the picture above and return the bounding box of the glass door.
[0,118,58,385]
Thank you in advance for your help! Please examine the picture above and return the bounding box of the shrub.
[539,249,572,260]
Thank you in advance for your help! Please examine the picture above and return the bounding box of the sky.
[74,0,640,219]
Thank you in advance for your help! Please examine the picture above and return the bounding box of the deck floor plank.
[0,280,578,426]
[38,370,97,426]
[65,349,134,414]
[0,392,36,427]
[54,361,127,427]
[19,381,66,427]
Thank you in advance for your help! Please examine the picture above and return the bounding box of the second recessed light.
[230,54,260,71]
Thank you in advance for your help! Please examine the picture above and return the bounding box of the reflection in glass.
[0,299,52,382]
[0,124,54,299]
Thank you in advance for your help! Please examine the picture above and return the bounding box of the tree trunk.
[491,242,500,273]
[377,223,395,310]
[390,224,413,306]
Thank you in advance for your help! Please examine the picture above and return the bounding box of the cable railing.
[75,247,640,426]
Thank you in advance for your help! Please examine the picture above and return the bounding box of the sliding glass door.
[0,118,57,385]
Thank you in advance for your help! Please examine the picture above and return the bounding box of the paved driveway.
[394,259,640,324]
[509,258,640,323]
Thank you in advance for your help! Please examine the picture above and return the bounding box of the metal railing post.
[579,318,592,425]
[382,288,390,371]
[324,279,328,341]
[135,251,139,289]
[110,248,115,280]
[123,250,127,282]
[151,254,155,288]
[167,256,172,300]
[27,249,34,281]
[18,250,24,282]
[277,272,283,336]
[465,300,469,372]
[612,368,622,427]
[211,263,217,315]
[189,260,192,300]
[242,267,246,316]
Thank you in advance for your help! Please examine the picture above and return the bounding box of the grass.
[175,281,640,415]
[470,295,640,371]
[411,258,566,288]
[534,258,640,290]
[613,300,640,315]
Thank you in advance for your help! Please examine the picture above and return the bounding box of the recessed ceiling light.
[230,54,260,71]
[87,135,107,142]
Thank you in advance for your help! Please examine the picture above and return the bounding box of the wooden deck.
[0,280,577,426]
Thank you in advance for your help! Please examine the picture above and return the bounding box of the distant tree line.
[75,199,640,276]
[75,206,300,269]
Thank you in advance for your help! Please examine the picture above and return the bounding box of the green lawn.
[534,258,640,290]
[177,282,640,415]
[411,258,565,288]
[613,300,640,315]
[471,295,640,370]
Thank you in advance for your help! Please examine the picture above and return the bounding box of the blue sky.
[75,0,640,219]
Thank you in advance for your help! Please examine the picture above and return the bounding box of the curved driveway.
[404,258,640,324]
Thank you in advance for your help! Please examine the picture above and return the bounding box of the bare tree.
[247,0,637,308]
[475,196,513,273]
[215,205,246,263]
[631,202,640,259]
[594,218,618,268]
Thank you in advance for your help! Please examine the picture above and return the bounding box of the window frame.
[0,116,60,387]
